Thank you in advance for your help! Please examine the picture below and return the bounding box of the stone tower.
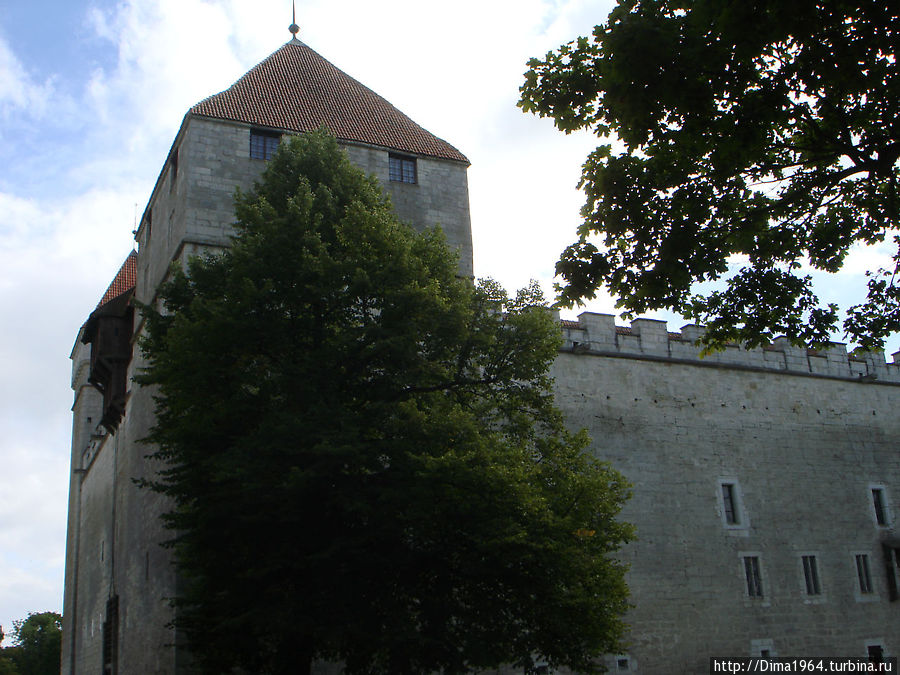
[62,37,473,675]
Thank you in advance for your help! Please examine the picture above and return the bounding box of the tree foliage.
[0,612,62,675]
[520,0,900,349]
[138,129,633,674]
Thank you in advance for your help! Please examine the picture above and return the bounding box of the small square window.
[873,488,888,526]
[250,130,281,160]
[389,153,417,184]
[802,555,821,595]
[856,554,873,594]
[744,556,763,597]
[751,638,776,658]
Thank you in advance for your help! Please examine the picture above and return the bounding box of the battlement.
[558,312,900,384]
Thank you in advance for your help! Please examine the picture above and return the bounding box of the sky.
[0,0,895,644]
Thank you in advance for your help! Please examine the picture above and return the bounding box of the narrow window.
[856,554,873,594]
[744,556,763,597]
[169,148,178,192]
[883,544,900,601]
[722,483,739,524]
[389,153,417,184]
[802,555,821,595]
[250,129,281,160]
[873,488,888,525]
[102,595,119,675]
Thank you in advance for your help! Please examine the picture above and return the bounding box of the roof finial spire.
[288,1,300,41]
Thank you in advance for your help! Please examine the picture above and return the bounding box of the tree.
[138,129,633,675]
[0,623,16,675]
[520,0,900,350]
[0,613,62,675]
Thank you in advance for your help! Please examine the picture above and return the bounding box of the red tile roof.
[190,40,468,164]
[98,251,137,307]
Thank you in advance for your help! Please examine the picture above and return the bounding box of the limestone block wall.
[552,313,900,673]
[65,428,115,675]
[61,337,104,674]
[134,117,474,308]
[343,144,473,276]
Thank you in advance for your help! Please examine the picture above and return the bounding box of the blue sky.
[0,0,894,644]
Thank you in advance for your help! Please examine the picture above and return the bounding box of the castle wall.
[61,338,104,674]
[113,391,182,674]
[552,313,900,673]
[65,428,114,674]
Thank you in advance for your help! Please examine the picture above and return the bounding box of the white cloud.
[0,185,138,640]
[0,37,53,119]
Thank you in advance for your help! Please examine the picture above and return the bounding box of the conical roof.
[191,40,468,164]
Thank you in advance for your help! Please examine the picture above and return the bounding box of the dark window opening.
[868,645,884,664]
[389,153,417,183]
[744,556,763,597]
[722,483,739,524]
[250,130,281,160]
[760,650,771,658]
[856,554,873,594]
[802,555,821,595]
[873,488,888,525]
[169,148,178,192]
[102,595,119,675]
[617,657,630,670]
[883,544,900,601]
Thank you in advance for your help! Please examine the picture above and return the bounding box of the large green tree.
[520,0,900,349]
[138,129,632,675]
[0,613,62,675]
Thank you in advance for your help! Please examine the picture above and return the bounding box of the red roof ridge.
[190,40,468,163]
[97,251,137,308]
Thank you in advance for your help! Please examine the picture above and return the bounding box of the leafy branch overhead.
[138,129,632,675]
[520,0,900,349]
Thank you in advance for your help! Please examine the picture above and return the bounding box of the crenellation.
[576,311,616,350]
[630,318,669,356]
[562,312,900,383]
